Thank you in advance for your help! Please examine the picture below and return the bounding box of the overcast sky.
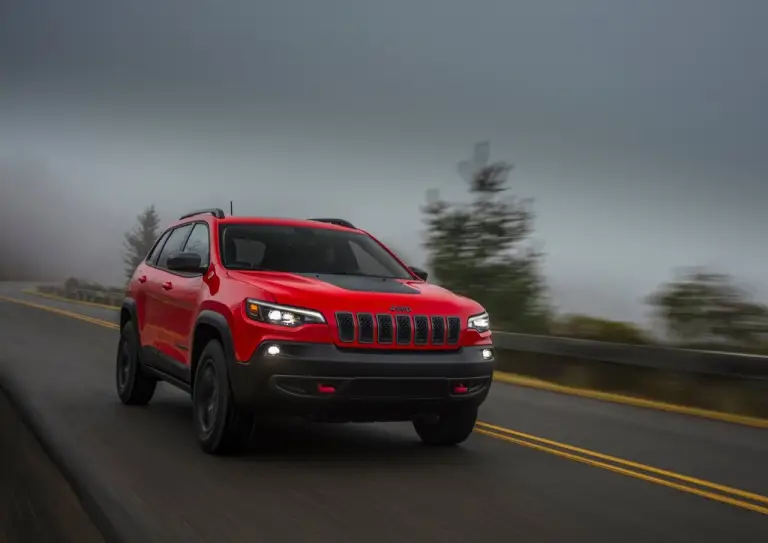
[1,0,766,324]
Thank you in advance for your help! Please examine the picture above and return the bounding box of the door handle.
[138,275,147,284]
[162,281,173,290]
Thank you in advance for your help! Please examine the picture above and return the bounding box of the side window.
[348,241,391,276]
[156,224,193,269]
[146,229,172,265]
[182,223,210,267]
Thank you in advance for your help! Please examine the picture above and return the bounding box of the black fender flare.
[120,298,138,336]
[192,310,237,376]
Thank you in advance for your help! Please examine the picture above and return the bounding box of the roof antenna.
[229,200,234,216]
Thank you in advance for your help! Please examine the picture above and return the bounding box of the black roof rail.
[309,217,356,229]
[179,208,226,221]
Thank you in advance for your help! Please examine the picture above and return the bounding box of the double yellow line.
[2,293,768,516]
[0,295,119,329]
[476,421,768,515]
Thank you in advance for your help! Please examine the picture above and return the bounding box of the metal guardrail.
[492,331,768,380]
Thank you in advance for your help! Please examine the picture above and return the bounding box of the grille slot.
[447,317,461,344]
[431,316,445,345]
[336,312,460,347]
[376,314,394,344]
[395,315,412,345]
[413,316,429,345]
[357,313,374,344]
[335,312,355,343]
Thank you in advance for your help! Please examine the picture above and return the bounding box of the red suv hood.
[227,270,483,317]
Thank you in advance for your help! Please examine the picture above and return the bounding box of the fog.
[2,0,767,324]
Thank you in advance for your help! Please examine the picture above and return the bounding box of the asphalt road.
[0,285,766,542]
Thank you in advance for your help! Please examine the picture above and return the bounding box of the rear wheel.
[413,406,478,446]
[193,340,253,455]
[116,321,157,405]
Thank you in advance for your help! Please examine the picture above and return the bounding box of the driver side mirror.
[409,265,428,281]
[166,251,206,274]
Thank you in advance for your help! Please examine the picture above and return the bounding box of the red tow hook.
[317,384,336,394]
[453,383,469,394]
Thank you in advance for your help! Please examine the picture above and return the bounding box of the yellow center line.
[475,428,768,516]
[21,288,121,311]
[476,421,768,506]
[0,295,119,330]
[3,293,767,516]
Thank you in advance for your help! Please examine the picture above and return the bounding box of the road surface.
[0,283,766,542]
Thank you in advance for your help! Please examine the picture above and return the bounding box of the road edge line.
[493,371,768,429]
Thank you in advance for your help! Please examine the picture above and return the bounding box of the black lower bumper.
[228,342,495,422]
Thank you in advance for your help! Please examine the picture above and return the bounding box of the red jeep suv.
[117,208,495,454]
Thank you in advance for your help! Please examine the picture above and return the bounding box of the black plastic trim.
[179,208,225,220]
[414,315,429,345]
[194,310,237,363]
[357,313,374,344]
[335,311,356,343]
[376,314,394,344]
[308,217,356,228]
[120,298,138,334]
[395,314,412,345]
[447,316,461,344]
[140,347,191,385]
[431,316,446,345]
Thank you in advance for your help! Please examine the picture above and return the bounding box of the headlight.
[245,299,326,327]
[468,311,490,333]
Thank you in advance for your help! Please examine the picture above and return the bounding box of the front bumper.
[228,342,495,421]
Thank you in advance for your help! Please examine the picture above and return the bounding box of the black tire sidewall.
[193,340,237,451]
[414,405,478,446]
[116,321,140,401]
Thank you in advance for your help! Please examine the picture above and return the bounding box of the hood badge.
[390,306,411,313]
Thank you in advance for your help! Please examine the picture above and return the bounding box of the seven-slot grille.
[335,312,462,346]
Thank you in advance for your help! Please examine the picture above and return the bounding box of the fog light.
[482,348,493,360]
[266,345,281,356]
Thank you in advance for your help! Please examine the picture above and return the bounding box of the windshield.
[219,223,414,279]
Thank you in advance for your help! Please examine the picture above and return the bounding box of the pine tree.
[123,205,161,281]
[422,143,550,333]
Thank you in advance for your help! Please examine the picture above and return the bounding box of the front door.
[156,222,211,371]
[149,222,194,381]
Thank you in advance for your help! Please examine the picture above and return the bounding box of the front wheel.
[413,406,478,446]
[192,340,253,455]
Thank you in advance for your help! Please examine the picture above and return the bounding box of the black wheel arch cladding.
[191,310,237,383]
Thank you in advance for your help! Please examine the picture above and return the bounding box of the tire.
[192,339,253,455]
[116,320,157,405]
[413,406,478,446]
